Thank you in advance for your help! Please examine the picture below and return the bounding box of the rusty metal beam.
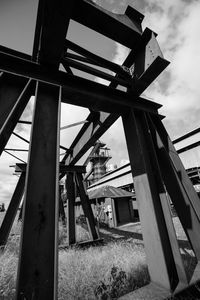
[18,120,32,125]
[71,0,143,48]
[4,148,28,152]
[66,173,76,245]
[0,172,25,247]
[16,82,60,299]
[0,51,162,115]
[61,38,166,167]
[149,114,200,260]
[64,39,130,79]
[61,57,131,87]
[122,110,187,291]
[63,112,119,166]
[76,172,99,240]
[13,130,69,153]
[4,150,26,164]
[0,74,32,156]
[38,0,75,68]
[15,163,86,174]
[32,0,45,61]
[0,79,34,154]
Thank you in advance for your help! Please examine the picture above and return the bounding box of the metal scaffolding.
[0,0,200,299]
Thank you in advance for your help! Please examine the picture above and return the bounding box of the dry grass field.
[0,212,197,299]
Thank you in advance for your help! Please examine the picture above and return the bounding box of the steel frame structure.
[0,0,200,299]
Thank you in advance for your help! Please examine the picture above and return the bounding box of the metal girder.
[122,110,187,292]
[0,77,33,156]
[149,114,200,259]
[37,0,75,68]
[16,82,61,300]
[76,172,99,240]
[15,163,86,174]
[61,57,131,88]
[60,165,86,173]
[71,0,144,48]
[66,173,76,245]
[13,130,69,153]
[130,29,170,94]
[4,150,26,164]
[64,112,119,166]
[0,45,31,60]
[0,51,162,114]
[0,74,31,129]
[64,39,130,79]
[0,172,25,247]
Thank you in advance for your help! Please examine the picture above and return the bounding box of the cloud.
[142,0,200,138]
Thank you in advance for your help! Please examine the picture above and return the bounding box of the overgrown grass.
[1,215,196,299]
[0,219,149,299]
[58,241,148,299]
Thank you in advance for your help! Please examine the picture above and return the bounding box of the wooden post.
[122,109,187,292]
[16,82,60,300]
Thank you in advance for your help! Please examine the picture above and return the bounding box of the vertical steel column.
[122,110,187,291]
[149,114,200,260]
[144,113,188,291]
[59,186,66,227]
[76,173,99,241]
[0,172,25,247]
[66,172,76,245]
[16,82,61,300]
[151,114,200,220]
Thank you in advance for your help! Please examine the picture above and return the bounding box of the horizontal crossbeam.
[0,51,161,114]
[71,0,143,48]
[61,57,131,87]
[15,163,86,174]
[65,39,130,79]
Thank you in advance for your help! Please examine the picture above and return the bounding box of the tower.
[88,141,111,184]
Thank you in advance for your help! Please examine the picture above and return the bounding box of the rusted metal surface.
[76,173,99,241]
[149,114,200,260]
[0,75,32,155]
[2,0,199,298]
[0,172,25,247]
[66,172,76,245]
[16,82,60,299]
[122,110,188,292]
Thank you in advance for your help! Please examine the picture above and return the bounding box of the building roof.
[88,185,134,199]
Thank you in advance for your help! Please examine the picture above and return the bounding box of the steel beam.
[0,51,161,114]
[0,76,34,154]
[71,0,143,48]
[38,0,75,68]
[76,173,99,240]
[64,39,130,79]
[0,172,25,247]
[61,57,131,87]
[0,74,32,155]
[149,114,200,260]
[59,186,66,227]
[152,115,200,221]
[4,150,26,163]
[122,109,187,291]
[66,173,76,245]
[16,82,60,300]
[130,30,170,94]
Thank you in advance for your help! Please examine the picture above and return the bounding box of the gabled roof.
[88,185,134,199]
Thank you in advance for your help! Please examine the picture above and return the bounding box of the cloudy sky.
[0,0,200,206]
